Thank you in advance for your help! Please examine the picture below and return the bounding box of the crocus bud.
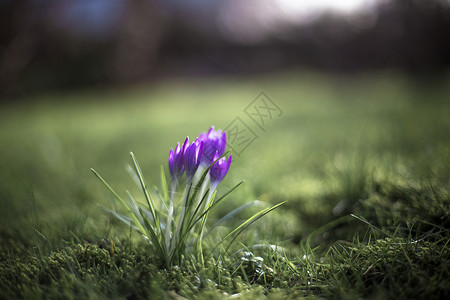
[210,152,232,187]
[198,126,227,166]
[168,137,189,183]
[184,139,204,179]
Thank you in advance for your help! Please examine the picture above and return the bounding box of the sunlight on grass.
[0,71,449,299]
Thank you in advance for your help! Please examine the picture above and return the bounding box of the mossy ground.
[1,71,449,299]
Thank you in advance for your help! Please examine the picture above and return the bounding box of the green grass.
[1,71,449,299]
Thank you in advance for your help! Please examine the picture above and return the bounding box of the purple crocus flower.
[198,126,227,166]
[209,152,232,189]
[184,139,204,179]
[168,137,189,183]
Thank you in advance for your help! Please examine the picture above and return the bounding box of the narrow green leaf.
[199,191,216,234]
[130,152,157,222]
[205,200,264,237]
[160,165,169,205]
[91,168,146,234]
[153,185,169,212]
[212,180,245,204]
[220,201,286,251]
[141,207,167,230]
[196,190,216,265]
[130,152,163,244]
[185,181,245,237]
[127,191,143,224]
[185,187,210,233]
[186,152,229,209]
[139,207,166,261]
[102,206,141,233]
[351,214,393,238]
[171,183,192,254]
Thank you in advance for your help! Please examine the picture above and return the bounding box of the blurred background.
[1,0,449,97]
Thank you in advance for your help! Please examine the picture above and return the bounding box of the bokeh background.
[1,0,449,249]
[1,0,450,96]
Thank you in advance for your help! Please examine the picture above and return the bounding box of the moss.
[328,238,450,299]
[0,241,163,299]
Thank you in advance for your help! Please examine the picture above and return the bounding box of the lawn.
[0,71,449,299]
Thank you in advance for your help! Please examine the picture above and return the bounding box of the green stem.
[196,187,216,265]
[165,182,176,252]
[170,179,191,260]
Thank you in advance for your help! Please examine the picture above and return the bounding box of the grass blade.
[102,206,141,233]
[176,181,245,252]
[130,152,164,246]
[138,207,166,261]
[220,201,286,252]
[205,200,264,237]
[212,181,245,204]
[160,165,169,205]
[91,168,146,234]
[130,152,157,223]
[351,214,393,238]
[126,191,144,224]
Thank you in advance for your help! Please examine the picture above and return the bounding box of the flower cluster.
[168,126,232,190]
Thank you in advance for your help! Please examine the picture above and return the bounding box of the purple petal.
[184,139,203,178]
[210,154,232,185]
[182,137,189,154]
[168,149,175,178]
[197,140,204,164]
[198,127,227,165]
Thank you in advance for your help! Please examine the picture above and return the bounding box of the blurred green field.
[1,71,449,299]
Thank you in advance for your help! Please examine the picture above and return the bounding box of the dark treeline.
[0,0,449,98]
